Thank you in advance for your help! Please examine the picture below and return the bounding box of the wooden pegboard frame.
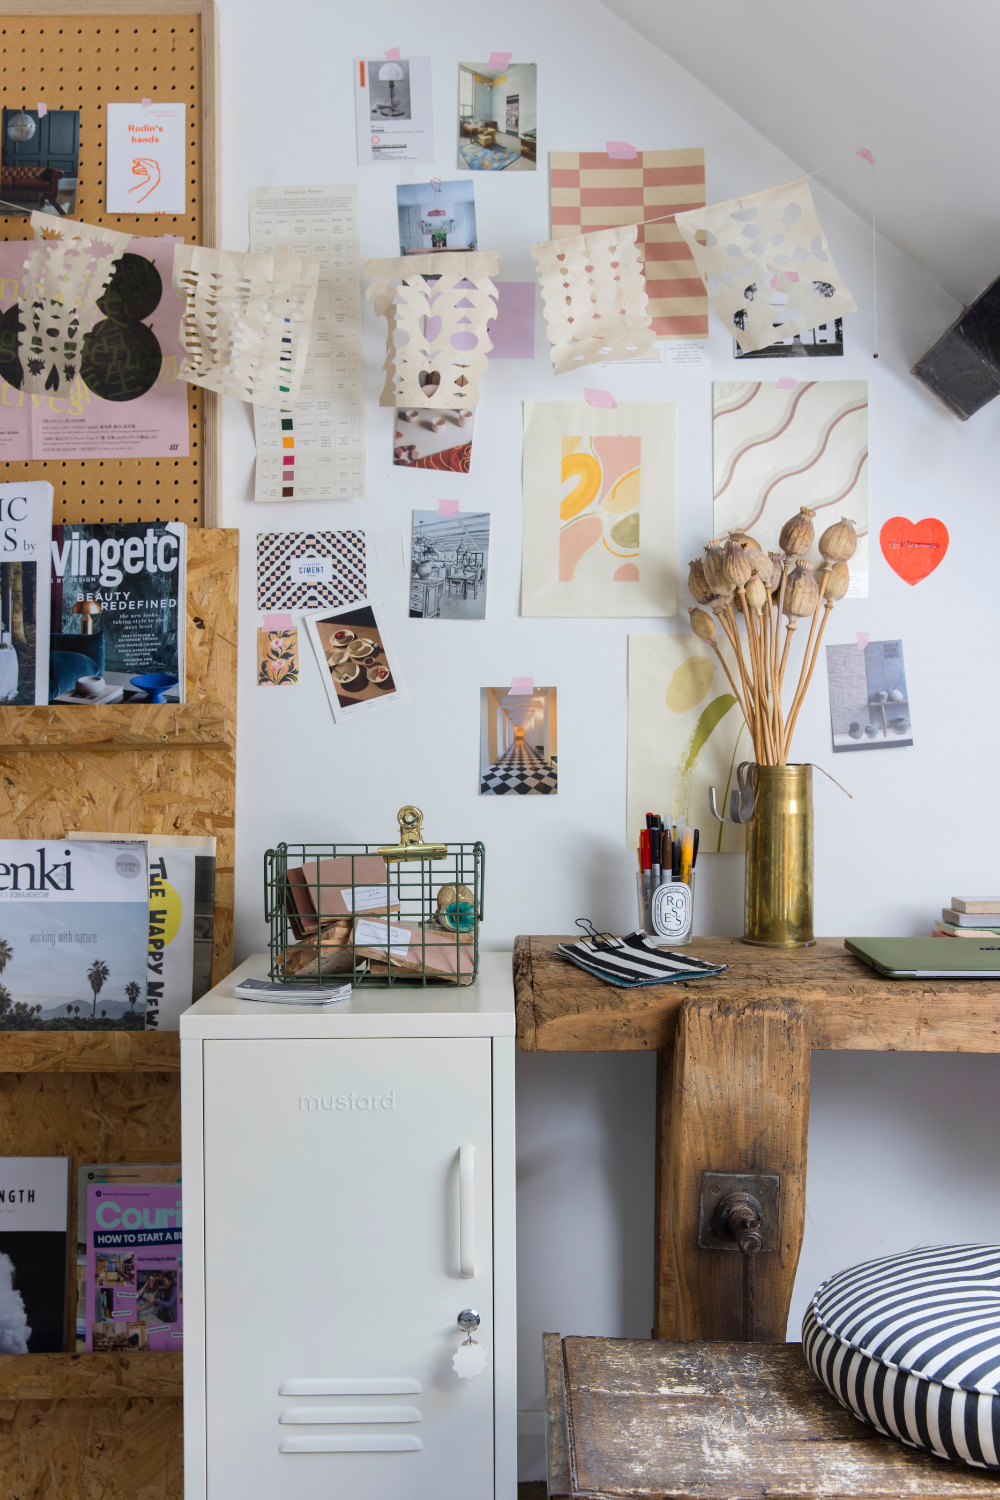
[0,0,220,525]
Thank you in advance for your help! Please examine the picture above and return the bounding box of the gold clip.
[377,805,448,863]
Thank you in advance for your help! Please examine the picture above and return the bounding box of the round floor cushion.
[803,1244,1000,1469]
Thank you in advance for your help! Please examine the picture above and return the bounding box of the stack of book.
[933,898,1000,939]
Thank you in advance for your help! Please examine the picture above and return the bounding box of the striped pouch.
[555,930,727,988]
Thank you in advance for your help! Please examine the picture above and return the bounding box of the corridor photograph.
[480,686,558,794]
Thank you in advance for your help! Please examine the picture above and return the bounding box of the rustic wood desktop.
[514,936,1000,1342]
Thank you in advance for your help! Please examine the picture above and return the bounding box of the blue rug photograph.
[460,141,521,171]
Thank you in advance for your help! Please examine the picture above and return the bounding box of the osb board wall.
[0,528,237,982]
[0,10,209,525]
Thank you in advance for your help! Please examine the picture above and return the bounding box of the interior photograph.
[1,3,998,1500]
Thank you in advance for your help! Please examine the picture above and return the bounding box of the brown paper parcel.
[675,175,856,353]
[352,916,475,982]
[364,250,499,409]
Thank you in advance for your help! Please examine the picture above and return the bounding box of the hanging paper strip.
[675,175,856,353]
[364,251,499,410]
[531,225,656,374]
[18,213,131,395]
[172,245,320,406]
[549,148,708,338]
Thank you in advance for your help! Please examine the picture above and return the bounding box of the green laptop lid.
[845,937,1000,977]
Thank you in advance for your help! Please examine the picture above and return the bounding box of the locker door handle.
[459,1144,475,1278]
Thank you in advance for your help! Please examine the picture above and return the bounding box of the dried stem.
[710,640,751,727]
[785,603,835,750]
[788,569,830,725]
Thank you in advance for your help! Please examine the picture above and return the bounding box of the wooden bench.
[544,1335,1000,1499]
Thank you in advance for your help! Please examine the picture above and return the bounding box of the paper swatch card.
[354,56,434,165]
[105,103,186,213]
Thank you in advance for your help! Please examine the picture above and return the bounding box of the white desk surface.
[179,950,515,1040]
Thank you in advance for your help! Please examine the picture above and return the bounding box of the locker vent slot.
[278,1377,422,1395]
[279,1435,423,1454]
[280,1406,422,1425]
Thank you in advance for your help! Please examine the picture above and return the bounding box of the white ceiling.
[598,0,1000,305]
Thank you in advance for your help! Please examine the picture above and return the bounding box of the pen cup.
[649,872,696,947]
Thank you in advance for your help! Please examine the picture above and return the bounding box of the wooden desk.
[515,937,1000,1342]
[544,1335,1000,1500]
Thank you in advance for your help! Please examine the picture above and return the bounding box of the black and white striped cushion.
[803,1244,1000,1469]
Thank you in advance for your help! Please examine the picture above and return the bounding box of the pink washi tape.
[583,388,617,409]
[777,376,796,390]
[384,46,401,59]
[605,141,637,159]
[263,613,294,631]
[487,51,513,69]
[510,677,534,695]
[141,98,152,108]
[856,632,869,651]
[438,499,459,516]
[37,101,47,118]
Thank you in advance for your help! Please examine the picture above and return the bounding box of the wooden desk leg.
[653,1049,678,1338]
[665,996,810,1342]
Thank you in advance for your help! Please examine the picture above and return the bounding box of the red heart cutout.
[880,516,949,585]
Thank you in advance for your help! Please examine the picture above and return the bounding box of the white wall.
[216,0,1000,1481]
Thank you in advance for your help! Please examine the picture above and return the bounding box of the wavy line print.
[742,402,868,530]
[714,382,817,499]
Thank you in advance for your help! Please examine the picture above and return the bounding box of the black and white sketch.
[825,638,912,752]
[410,510,489,620]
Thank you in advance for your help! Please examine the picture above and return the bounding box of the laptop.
[845,937,1000,979]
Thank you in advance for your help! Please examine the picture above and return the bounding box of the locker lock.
[457,1309,480,1334]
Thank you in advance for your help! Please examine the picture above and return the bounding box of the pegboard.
[0,1,220,525]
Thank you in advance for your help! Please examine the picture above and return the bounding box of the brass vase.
[743,764,814,947]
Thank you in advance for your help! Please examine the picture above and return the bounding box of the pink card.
[486,282,535,360]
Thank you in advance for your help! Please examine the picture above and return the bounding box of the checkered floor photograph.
[481,742,558,796]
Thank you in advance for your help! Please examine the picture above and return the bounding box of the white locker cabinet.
[181,952,516,1500]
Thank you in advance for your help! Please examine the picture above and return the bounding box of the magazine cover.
[85,1182,181,1352]
[75,1163,180,1350]
[0,1156,70,1353]
[0,481,53,705]
[0,840,149,1030]
[49,522,186,702]
[68,833,216,1028]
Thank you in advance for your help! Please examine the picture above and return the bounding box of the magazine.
[75,1163,180,1351]
[0,481,53,705]
[49,522,186,702]
[85,1181,182,1352]
[68,833,216,1029]
[0,1156,70,1353]
[0,840,149,1030]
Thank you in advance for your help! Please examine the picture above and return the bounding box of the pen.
[662,823,672,881]
[671,830,681,882]
[679,827,694,885]
[691,828,700,870]
[640,829,652,930]
[650,825,661,892]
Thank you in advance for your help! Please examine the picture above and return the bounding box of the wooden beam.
[0,1031,179,1072]
[668,995,810,1341]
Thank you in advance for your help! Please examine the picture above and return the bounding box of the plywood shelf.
[0,1029,180,1072]
[0,1351,182,1401]
[0,702,231,750]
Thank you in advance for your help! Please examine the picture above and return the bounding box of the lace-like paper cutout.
[531,225,656,374]
[364,251,499,410]
[18,214,131,395]
[172,245,320,407]
[675,176,857,353]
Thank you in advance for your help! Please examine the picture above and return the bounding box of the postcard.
[480,686,557,795]
[106,102,186,213]
[397,179,477,254]
[459,63,536,172]
[0,106,80,217]
[304,599,406,724]
[393,407,474,472]
[825,638,912,752]
[256,530,366,612]
[354,56,434,166]
[410,510,489,621]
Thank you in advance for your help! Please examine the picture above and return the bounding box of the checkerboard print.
[256,530,367,612]
[550,148,708,338]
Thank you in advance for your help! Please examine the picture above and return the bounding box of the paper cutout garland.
[531,224,656,374]
[364,251,499,410]
[19,214,131,395]
[880,516,949,585]
[676,175,856,353]
[172,245,321,407]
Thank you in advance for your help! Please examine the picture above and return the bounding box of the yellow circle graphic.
[150,879,183,947]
